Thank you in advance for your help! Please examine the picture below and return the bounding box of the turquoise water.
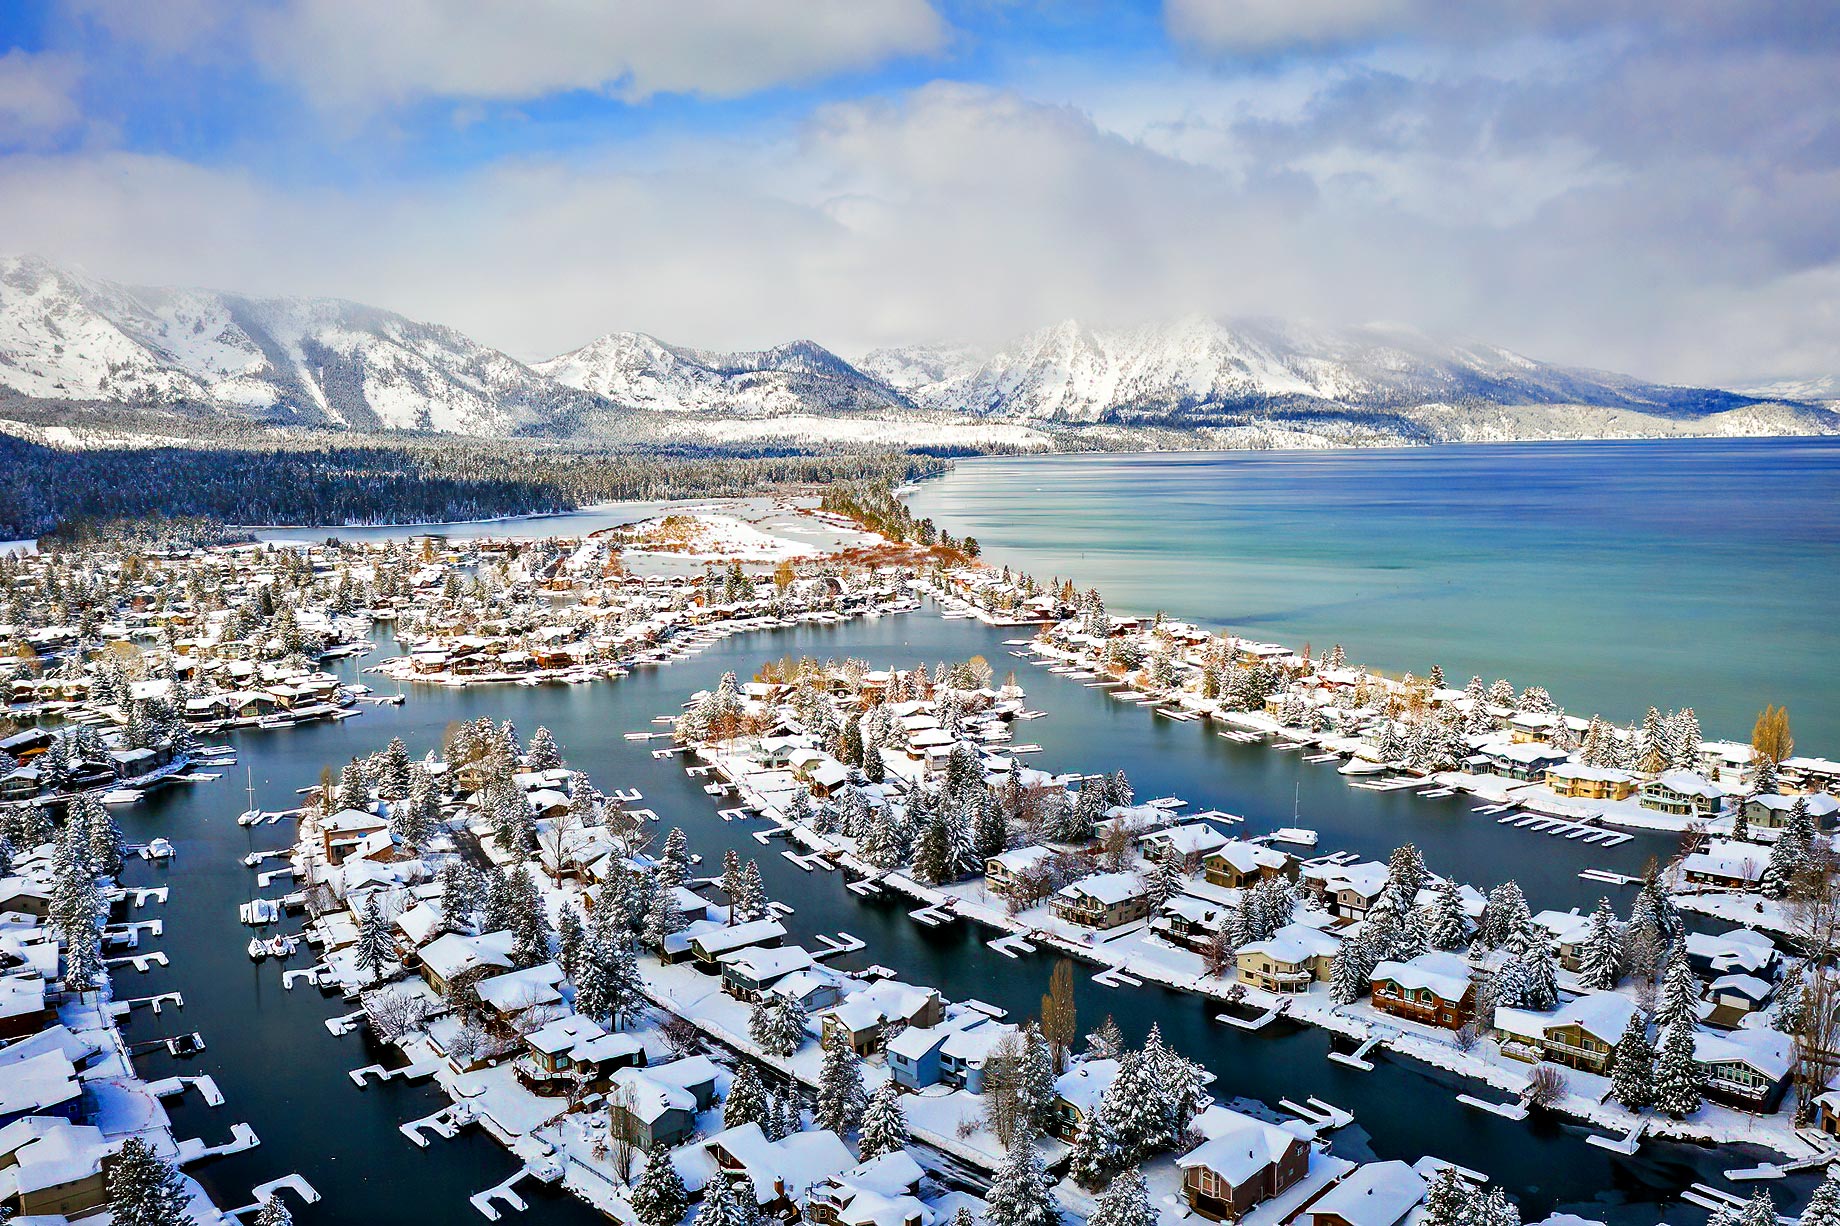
[908,438,1840,749]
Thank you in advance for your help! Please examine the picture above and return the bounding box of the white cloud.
[68,0,951,112]
[0,50,85,149]
[0,72,1835,387]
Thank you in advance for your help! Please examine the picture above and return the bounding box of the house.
[1305,1162,1428,1226]
[767,967,848,1014]
[1529,910,1593,971]
[720,946,816,1001]
[1493,992,1638,1073]
[688,918,788,969]
[0,1051,80,1127]
[1050,1058,1119,1141]
[1154,896,1232,952]
[1693,1028,1793,1113]
[0,975,54,1040]
[985,846,1054,897]
[319,808,391,865]
[1472,743,1570,782]
[703,1122,856,1219]
[1236,924,1342,993]
[1141,821,1233,866]
[805,1150,931,1226]
[1741,792,1840,830]
[1370,952,1475,1030]
[418,929,515,996]
[474,962,566,1024]
[1706,974,1774,1024]
[1176,1107,1313,1222]
[1641,771,1725,819]
[886,1025,953,1092]
[939,1020,1018,1094]
[1302,861,1390,920]
[1683,929,1777,981]
[1203,841,1296,890]
[1680,839,1768,889]
[819,981,944,1055]
[0,1117,112,1218]
[517,1015,645,1094]
[1544,764,1638,801]
[1053,872,1150,930]
[608,1056,722,1152]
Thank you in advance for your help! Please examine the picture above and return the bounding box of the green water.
[908,438,1840,750]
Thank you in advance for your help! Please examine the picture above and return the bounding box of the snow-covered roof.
[1308,1161,1427,1226]
[1057,871,1144,906]
[1178,1107,1310,1184]
[1371,951,1472,1001]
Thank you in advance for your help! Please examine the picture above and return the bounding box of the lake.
[114,612,1795,1226]
[905,438,1840,751]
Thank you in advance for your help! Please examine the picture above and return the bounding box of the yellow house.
[1234,925,1341,993]
[1544,764,1638,801]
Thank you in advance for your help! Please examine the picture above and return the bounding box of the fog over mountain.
[4,256,1835,449]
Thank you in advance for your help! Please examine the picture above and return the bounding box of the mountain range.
[3,254,1835,449]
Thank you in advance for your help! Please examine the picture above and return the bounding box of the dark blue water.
[908,438,1840,750]
[111,612,1799,1225]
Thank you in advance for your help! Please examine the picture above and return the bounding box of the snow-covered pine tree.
[1085,1165,1156,1226]
[557,903,585,979]
[1331,931,1375,1004]
[749,994,808,1058]
[1418,1167,1471,1226]
[1653,1017,1703,1118]
[1424,877,1466,950]
[734,861,767,923]
[355,895,394,985]
[1015,1024,1058,1135]
[255,1193,294,1226]
[527,726,562,772]
[1739,1189,1776,1226]
[724,1061,769,1130]
[572,935,613,1025]
[1656,949,1699,1032]
[1610,1013,1653,1111]
[1580,897,1623,990]
[1798,1165,1840,1226]
[815,1028,866,1135]
[107,1136,192,1226]
[629,1146,690,1226]
[1518,941,1560,1012]
[1066,1100,1123,1188]
[985,1135,1062,1226]
[859,1080,910,1159]
[720,849,743,921]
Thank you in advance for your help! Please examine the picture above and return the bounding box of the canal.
[110,608,1800,1225]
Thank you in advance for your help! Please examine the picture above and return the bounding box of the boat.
[1337,758,1389,776]
[101,789,143,806]
[142,838,176,861]
[237,766,260,825]
[247,937,266,960]
[1272,827,1320,847]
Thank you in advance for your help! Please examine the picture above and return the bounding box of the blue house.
[885,1025,951,1091]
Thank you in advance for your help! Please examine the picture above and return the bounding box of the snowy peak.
[902,315,1771,424]
[536,332,907,416]
[0,256,588,433]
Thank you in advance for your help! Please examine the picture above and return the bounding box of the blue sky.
[0,1,1835,385]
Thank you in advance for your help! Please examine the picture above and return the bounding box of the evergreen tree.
[1066,1100,1123,1188]
[557,903,586,978]
[1580,897,1624,990]
[985,1136,1061,1226]
[355,896,394,985]
[816,1028,866,1134]
[1740,1190,1776,1226]
[912,811,953,885]
[1430,877,1469,951]
[1653,1018,1703,1118]
[107,1136,193,1226]
[1419,1168,1470,1226]
[1656,949,1699,1032]
[1015,1024,1058,1135]
[1331,932,1376,1004]
[724,1061,769,1130]
[573,935,615,1025]
[629,1145,690,1226]
[693,1169,758,1226]
[1610,1013,1654,1112]
[254,1195,293,1226]
[749,994,808,1058]
[527,727,563,772]
[1086,1166,1156,1226]
[859,1080,910,1159]
[1797,1166,1840,1226]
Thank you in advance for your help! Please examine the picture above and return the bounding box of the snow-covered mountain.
[0,255,599,433]
[535,332,905,416]
[893,316,1767,425]
[2,256,1830,447]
